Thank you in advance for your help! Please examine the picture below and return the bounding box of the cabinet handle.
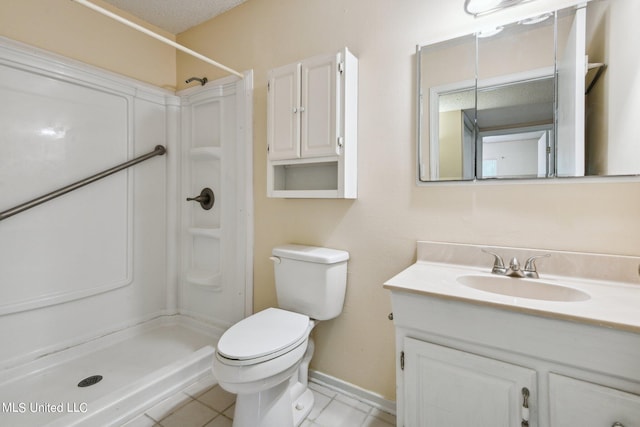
[521,387,530,427]
[293,107,297,113]
[299,107,305,112]
[612,423,625,427]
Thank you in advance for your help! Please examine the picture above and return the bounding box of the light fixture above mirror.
[464,0,531,16]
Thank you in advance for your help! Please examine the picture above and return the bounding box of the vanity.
[393,0,640,424]
[384,241,640,427]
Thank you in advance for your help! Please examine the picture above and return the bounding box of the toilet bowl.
[212,244,349,427]
[213,308,316,427]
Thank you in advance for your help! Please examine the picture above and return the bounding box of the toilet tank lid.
[273,244,349,264]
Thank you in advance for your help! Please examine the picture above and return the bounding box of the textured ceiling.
[102,0,247,34]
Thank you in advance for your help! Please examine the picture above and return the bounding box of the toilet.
[213,244,349,427]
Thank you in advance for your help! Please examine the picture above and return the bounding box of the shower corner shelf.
[185,269,222,291]
[190,147,221,159]
[187,227,221,239]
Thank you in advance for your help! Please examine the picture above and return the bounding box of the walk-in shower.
[0,36,252,426]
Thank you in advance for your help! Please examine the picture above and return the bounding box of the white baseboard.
[308,369,396,416]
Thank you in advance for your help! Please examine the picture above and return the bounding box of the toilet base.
[231,379,314,427]
[292,387,314,426]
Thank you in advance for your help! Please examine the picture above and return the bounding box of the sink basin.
[457,275,591,302]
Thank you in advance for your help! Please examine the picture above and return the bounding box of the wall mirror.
[417,0,640,182]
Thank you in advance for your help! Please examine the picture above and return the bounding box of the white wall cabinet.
[267,48,357,198]
[389,291,640,427]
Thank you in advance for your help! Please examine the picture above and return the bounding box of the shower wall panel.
[0,50,131,315]
[0,38,178,368]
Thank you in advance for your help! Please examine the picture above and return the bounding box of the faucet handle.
[523,254,550,278]
[481,248,507,274]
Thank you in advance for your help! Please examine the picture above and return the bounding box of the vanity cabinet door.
[403,338,536,427]
[549,374,640,427]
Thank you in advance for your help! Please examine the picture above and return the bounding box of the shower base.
[0,315,218,426]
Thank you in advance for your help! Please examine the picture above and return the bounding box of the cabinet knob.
[293,107,297,113]
[612,423,625,427]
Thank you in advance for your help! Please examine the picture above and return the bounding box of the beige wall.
[0,0,176,90]
[178,0,640,401]
[3,0,639,403]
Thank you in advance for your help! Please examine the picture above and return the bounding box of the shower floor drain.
[77,375,103,388]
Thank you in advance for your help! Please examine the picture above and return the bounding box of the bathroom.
[1,0,639,426]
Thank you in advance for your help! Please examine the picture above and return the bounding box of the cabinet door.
[300,53,339,158]
[403,338,536,427]
[549,374,640,427]
[267,62,301,160]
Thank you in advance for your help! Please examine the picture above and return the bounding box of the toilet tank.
[271,244,349,320]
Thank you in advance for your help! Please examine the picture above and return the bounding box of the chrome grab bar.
[0,145,166,222]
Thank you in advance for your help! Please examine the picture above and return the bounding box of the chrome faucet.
[505,257,525,278]
[482,249,550,279]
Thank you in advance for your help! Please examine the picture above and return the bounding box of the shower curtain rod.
[71,0,244,79]
[0,145,166,222]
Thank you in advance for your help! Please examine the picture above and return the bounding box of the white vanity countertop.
[384,243,640,333]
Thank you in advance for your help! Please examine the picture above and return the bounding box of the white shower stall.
[0,37,252,426]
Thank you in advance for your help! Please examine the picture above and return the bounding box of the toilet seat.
[216,308,310,366]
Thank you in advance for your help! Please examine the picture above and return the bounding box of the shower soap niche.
[266,47,358,198]
[185,269,222,290]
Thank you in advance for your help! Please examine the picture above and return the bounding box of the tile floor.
[123,373,396,427]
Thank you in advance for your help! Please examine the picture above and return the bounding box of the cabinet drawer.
[549,374,640,427]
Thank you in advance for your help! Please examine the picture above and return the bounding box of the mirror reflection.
[417,0,640,182]
[476,78,555,179]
